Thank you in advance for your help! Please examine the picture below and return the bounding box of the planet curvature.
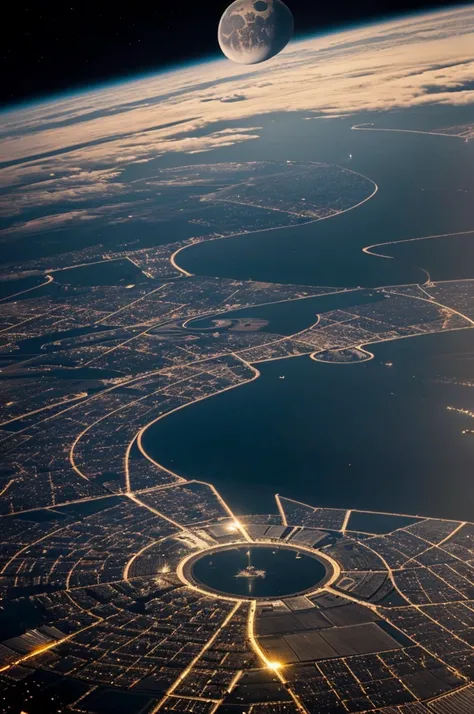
[218,0,294,65]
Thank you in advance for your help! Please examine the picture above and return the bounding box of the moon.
[218,0,294,65]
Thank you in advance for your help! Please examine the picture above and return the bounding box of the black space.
[1,0,468,108]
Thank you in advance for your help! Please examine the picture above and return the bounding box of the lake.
[142,328,474,520]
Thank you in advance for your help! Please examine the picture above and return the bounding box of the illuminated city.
[1,153,473,707]
[1,6,474,712]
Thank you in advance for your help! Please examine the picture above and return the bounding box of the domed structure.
[218,0,294,64]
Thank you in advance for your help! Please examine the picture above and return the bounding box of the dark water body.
[347,511,419,534]
[143,328,474,521]
[0,598,49,640]
[381,231,474,283]
[0,274,46,299]
[55,496,122,518]
[52,259,146,287]
[192,545,327,599]
[178,115,474,287]
[0,279,59,304]
[186,289,382,336]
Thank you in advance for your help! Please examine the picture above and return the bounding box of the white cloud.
[2,8,472,162]
[0,210,95,238]
[0,168,125,216]
[0,6,473,235]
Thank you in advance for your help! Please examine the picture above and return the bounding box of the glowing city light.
[226,520,240,532]
[267,661,283,671]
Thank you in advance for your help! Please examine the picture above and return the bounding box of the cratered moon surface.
[218,0,294,65]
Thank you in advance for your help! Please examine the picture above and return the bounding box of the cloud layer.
[0,6,473,236]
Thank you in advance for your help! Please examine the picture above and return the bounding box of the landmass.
[0,159,473,713]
